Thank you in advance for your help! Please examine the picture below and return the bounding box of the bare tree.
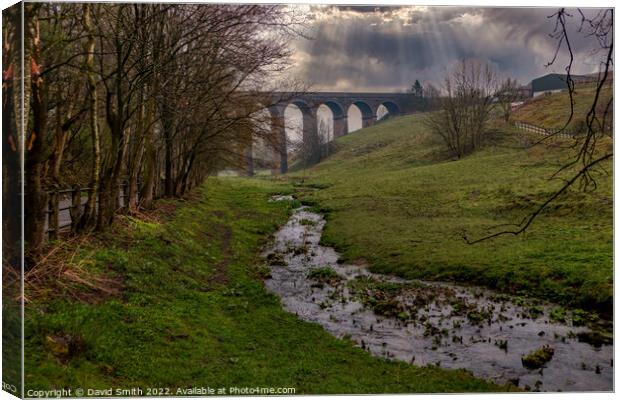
[3,3,304,253]
[3,4,22,265]
[422,82,440,100]
[297,117,331,169]
[300,129,320,168]
[78,3,100,230]
[317,118,332,160]
[421,82,440,111]
[496,78,521,122]
[24,2,48,262]
[424,60,498,159]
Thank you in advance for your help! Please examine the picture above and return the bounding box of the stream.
[262,199,613,392]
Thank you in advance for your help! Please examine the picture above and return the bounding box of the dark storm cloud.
[288,6,609,92]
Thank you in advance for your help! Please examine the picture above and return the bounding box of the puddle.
[262,205,613,392]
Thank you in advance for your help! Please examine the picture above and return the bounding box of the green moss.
[265,252,286,266]
[549,307,567,323]
[576,331,613,348]
[466,310,491,326]
[521,346,555,369]
[306,267,342,286]
[571,309,599,327]
[372,299,405,319]
[526,306,544,320]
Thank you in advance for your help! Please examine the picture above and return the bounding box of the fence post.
[48,188,59,240]
[70,186,82,231]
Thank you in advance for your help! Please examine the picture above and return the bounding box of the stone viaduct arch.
[247,92,426,174]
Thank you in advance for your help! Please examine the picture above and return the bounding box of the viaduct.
[248,92,427,174]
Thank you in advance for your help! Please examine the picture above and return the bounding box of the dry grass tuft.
[24,234,123,304]
[136,199,179,223]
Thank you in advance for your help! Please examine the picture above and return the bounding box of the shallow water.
[263,204,613,392]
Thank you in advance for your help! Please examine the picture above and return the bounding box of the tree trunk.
[79,3,101,231]
[140,141,156,208]
[139,98,156,208]
[98,11,129,230]
[96,179,113,229]
[24,5,48,266]
[178,150,197,196]
[2,6,22,267]
[164,129,174,196]
[127,85,147,212]
[127,145,144,211]
[160,100,175,197]
[97,123,129,229]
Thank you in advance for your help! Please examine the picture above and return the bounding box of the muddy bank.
[262,202,613,392]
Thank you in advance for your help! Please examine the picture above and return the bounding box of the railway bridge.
[250,91,427,173]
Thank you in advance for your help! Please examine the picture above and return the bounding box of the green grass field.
[24,178,501,394]
[23,87,611,393]
[285,111,612,315]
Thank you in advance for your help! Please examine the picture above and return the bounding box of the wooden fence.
[513,121,574,139]
[45,182,134,239]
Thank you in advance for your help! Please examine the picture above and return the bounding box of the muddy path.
[262,200,613,392]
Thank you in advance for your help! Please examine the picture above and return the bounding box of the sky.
[274,5,611,140]
[284,5,610,92]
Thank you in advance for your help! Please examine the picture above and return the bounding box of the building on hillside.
[519,73,590,98]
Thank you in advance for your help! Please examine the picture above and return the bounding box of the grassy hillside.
[513,82,613,129]
[25,178,500,393]
[286,113,612,314]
